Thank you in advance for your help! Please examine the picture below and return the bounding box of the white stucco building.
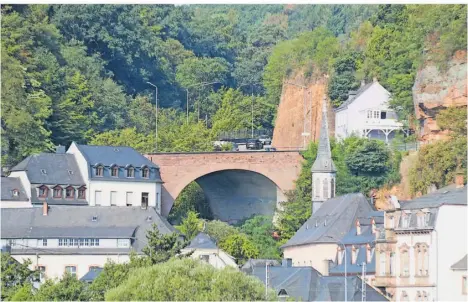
[1,143,163,213]
[374,181,467,301]
[1,205,176,281]
[334,78,407,143]
[67,143,163,212]
[180,232,238,269]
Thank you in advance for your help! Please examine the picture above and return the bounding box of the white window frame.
[126,192,133,206]
[110,191,117,206]
[65,266,77,277]
[117,239,130,248]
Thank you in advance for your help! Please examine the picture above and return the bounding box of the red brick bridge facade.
[145,151,304,218]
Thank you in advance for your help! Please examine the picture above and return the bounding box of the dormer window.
[401,213,410,228]
[12,189,19,197]
[356,220,361,235]
[337,246,344,265]
[96,165,104,177]
[126,166,134,178]
[351,246,358,264]
[78,187,86,199]
[142,167,149,178]
[53,186,62,198]
[111,165,119,177]
[66,186,75,199]
[38,186,48,198]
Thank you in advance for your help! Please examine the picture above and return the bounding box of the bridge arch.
[146,151,304,219]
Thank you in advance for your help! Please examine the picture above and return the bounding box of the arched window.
[400,247,410,277]
[390,252,395,276]
[65,186,75,199]
[323,178,329,199]
[337,247,344,265]
[379,251,386,275]
[78,187,86,199]
[111,165,119,177]
[314,179,320,198]
[53,186,62,198]
[38,186,48,198]
[142,167,150,178]
[330,178,335,198]
[96,165,104,177]
[423,247,429,276]
[126,166,134,178]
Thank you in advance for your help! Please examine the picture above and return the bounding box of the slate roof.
[80,267,103,282]
[451,255,467,270]
[1,177,28,201]
[1,206,176,253]
[10,153,85,186]
[335,82,374,112]
[186,232,218,249]
[329,211,383,275]
[311,100,336,173]
[241,259,281,274]
[315,276,388,301]
[399,184,467,210]
[73,143,162,182]
[250,265,322,301]
[74,143,158,168]
[281,193,374,248]
[248,263,388,301]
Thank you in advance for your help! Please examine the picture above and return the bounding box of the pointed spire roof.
[311,97,336,173]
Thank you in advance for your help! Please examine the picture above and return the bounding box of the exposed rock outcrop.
[413,50,467,142]
[272,73,333,150]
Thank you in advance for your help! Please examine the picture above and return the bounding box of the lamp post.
[325,235,347,302]
[146,82,158,152]
[239,83,260,138]
[284,81,310,149]
[185,81,220,124]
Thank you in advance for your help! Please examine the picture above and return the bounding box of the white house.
[374,180,467,301]
[334,78,406,143]
[2,144,164,213]
[1,205,176,281]
[180,232,238,269]
[67,142,163,213]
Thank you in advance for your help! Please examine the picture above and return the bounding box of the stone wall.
[413,50,467,142]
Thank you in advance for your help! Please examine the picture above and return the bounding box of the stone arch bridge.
[145,151,304,223]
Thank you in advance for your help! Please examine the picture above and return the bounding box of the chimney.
[455,173,465,188]
[361,79,365,87]
[56,145,66,154]
[282,258,292,268]
[42,201,48,216]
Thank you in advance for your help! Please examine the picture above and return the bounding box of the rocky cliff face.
[413,50,467,142]
[272,73,333,150]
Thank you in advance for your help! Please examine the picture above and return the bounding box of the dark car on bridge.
[246,139,262,150]
[258,135,272,146]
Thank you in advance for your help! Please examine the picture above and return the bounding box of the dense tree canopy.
[105,258,276,301]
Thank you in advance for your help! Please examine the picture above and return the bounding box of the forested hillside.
[1,4,466,169]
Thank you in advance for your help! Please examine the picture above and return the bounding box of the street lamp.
[185,81,220,124]
[239,83,260,138]
[146,82,158,153]
[325,235,347,302]
[284,81,310,149]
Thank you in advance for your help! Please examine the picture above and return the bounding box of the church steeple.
[311,96,336,212]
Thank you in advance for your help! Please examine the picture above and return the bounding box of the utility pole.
[147,82,158,152]
[239,83,260,139]
[361,262,367,302]
[265,261,269,300]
